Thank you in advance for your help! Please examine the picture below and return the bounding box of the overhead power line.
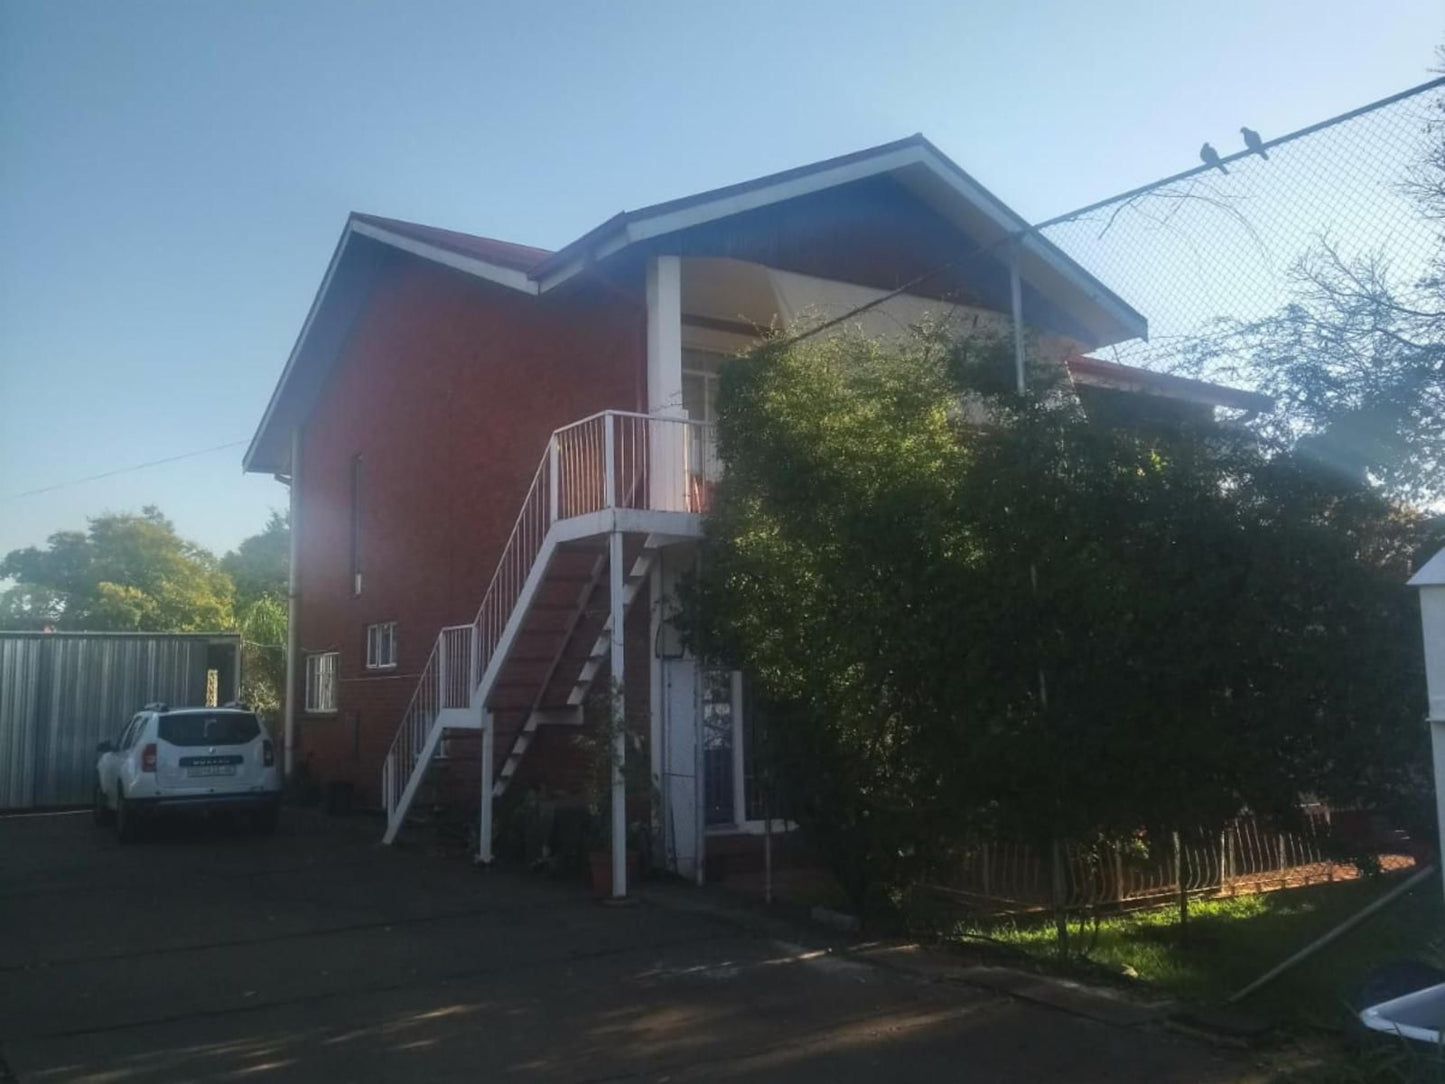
[2,440,248,502]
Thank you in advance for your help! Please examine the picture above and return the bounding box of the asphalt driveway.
[0,809,1253,1082]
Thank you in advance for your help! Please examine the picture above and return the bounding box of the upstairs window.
[366,622,397,670]
[305,652,338,714]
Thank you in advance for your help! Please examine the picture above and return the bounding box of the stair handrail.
[382,410,717,829]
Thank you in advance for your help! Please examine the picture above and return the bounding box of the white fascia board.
[349,220,539,296]
[619,145,929,251]
[1015,232,1149,344]
[245,220,541,474]
[907,145,1147,344]
[243,229,355,473]
[532,145,932,293]
[532,252,590,294]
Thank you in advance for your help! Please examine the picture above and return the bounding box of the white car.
[93,703,281,841]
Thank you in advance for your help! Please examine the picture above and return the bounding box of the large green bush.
[685,326,1436,918]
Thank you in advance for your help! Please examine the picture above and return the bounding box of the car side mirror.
[96,741,114,754]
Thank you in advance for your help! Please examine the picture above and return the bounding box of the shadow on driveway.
[0,810,1249,1082]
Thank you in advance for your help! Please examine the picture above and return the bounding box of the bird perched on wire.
[1240,126,1269,159]
[1199,142,1228,174]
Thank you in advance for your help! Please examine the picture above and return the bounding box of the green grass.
[947,871,1443,1030]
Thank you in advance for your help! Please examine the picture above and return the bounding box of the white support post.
[603,413,617,509]
[646,256,685,511]
[1409,549,1445,908]
[1009,245,1026,396]
[609,530,627,898]
[646,256,683,415]
[548,437,559,524]
[478,710,494,864]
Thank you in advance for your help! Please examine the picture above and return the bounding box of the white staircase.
[381,410,714,846]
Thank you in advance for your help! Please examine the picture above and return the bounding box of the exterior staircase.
[381,410,714,847]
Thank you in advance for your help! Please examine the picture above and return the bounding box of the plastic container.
[1359,982,1445,1044]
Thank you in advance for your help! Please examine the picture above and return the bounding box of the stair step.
[388,527,664,843]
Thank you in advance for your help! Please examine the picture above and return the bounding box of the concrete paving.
[0,809,1254,1082]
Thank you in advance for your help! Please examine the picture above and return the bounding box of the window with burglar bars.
[365,622,397,670]
[305,652,338,713]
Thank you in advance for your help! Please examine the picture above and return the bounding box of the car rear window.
[157,712,260,747]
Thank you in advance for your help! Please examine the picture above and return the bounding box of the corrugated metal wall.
[0,633,239,809]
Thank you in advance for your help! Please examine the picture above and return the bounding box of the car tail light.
[141,743,157,772]
[263,739,274,767]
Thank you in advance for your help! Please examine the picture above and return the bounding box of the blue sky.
[1,0,1441,560]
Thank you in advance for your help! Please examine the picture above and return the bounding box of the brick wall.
[293,255,645,803]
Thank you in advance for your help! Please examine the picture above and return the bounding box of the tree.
[684,328,977,915]
[685,326,1437,924]
[0,506,233,631]
[2,506,292,723]
[222,510,290,721]
[235,592,287,720]
[220,510,289,605]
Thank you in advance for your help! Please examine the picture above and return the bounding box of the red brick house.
[243,135,1266,895]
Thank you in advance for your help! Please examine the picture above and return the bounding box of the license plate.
[186,764,236,777]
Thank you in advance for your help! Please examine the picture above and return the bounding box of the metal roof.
[1066,356,1274,413]
[349,214,552,273]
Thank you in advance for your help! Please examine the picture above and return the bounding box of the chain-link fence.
[1036,77,1444,382]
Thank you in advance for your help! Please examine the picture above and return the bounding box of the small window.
[365,622,397,670]
[305,652,338,714]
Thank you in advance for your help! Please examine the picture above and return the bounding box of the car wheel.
[93,782,114,826]
[115,789,140,844]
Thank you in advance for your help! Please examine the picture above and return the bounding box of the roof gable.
[246,136,1155,473]
[528,134,1147,347]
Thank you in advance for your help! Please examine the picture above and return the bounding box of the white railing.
[383,411,718,833]
[383,638,441,817]
[439,624,475,709]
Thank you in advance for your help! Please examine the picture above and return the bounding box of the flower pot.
[588,848,639,897]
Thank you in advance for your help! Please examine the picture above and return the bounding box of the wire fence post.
[1174,830,1189,937]
[1051,838,1069,956]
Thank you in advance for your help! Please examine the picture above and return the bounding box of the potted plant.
[574,682,655,897]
